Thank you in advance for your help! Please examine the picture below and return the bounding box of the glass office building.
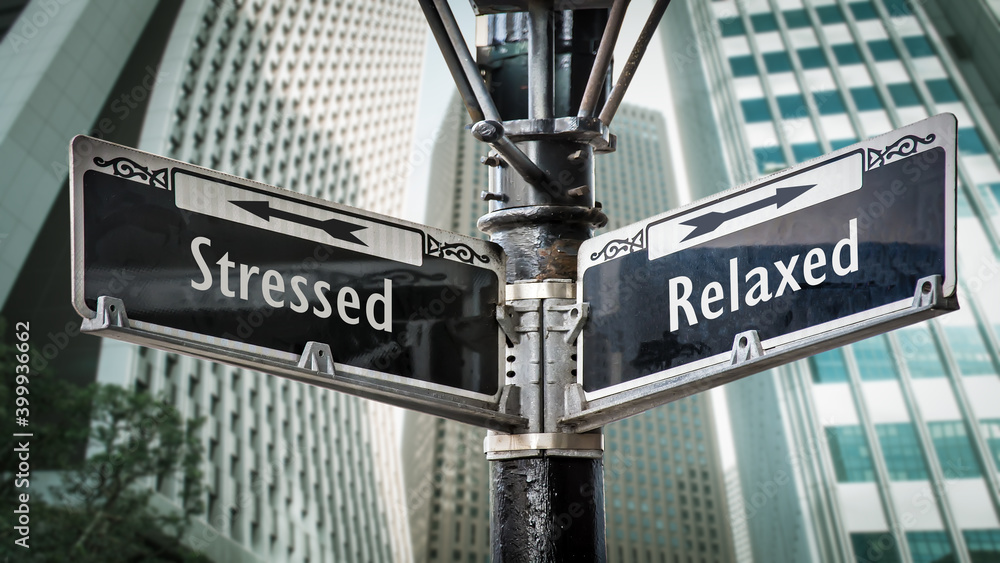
[659,0,1000,561]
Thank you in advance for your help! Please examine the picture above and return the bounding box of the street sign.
[567,114,959,430]
[70,136,522,430]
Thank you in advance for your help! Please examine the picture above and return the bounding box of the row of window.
[728,35,934,77]
[737,78,958,121]
[828,420,1000,483]
[850,529,1000,563]
[721,0,919,38]
[811,325,997,383]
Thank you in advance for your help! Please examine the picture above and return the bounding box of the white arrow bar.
[173,169,424,266]
[648,151,863,261]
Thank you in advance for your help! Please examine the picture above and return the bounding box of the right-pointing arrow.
[679,184,816,241]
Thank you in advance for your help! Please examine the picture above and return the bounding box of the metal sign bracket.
[297,342,336,378]
[81,296,129,332]
[913,274,950,308]
[730,330,764,365]
[545,301,590,344]
[498,383,521,416]
[496,303,520,344]
[564,382,588,414]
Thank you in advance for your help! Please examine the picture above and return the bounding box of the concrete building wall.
[0,0,159,304]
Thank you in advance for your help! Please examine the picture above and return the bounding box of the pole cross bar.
[578,0,631,118]
[598,0,672,126]
[417,0,551,189]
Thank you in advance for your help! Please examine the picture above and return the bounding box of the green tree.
[0,320,212,561]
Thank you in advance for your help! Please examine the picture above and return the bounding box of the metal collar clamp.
[484,432,604,460]
[505,281,576,301]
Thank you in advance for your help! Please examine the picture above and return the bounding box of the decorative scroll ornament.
[426,234,491,265]
[590,230,644,262]
[866,133,936,170]
[93,156,169,189]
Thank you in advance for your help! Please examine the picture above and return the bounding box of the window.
[958,128,988,155]
[783,9,810,28]
[798,47,828,69]
[753,146,785,174]
[945,324,994,373]
[926,78,959,103]
[983,420,1000,470]
[776,94,807,119]
[877,424,928,480]
[852,335,897,381]
[792,143,823,163]
[741,98,772,123]
[907,531,953,563]
[831,138,858,150]
[817,5,845,23]
[814,90,846,115]
[928,421,982,478]
[718,17,746,37]
[730,55,759,77]
[903,35,934,58]
[882,0,912,17]
[851,533,902,563]
[827,426,876,482]
[833,43,863,65]
[851,86,884,111]
[850,1,879,20]
[751,13,779,32]
[963,530,1000,562]
[888,83,921,107]
[898,327,947,378]
[763,52,793,73]
[868,39,900,61]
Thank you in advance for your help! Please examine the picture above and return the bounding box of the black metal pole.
[476,5,611,562]
[492,457,606,562]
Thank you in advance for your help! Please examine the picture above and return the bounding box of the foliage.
[0,319,212,561]
[0,319,96,478]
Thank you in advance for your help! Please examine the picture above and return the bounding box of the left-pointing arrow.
[232,200,368,246]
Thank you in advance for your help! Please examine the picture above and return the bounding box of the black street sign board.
[568,114,959,430]
[70,136,520,430]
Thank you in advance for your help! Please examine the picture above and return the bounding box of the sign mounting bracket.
[730,330,764,365]
[297,342,336,377]
[81,296,129,332]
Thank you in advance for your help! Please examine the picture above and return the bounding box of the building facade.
[406,95,735,563]
[2,0,426,561]
[922,0,1000,139]
[660,0,1000,561]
